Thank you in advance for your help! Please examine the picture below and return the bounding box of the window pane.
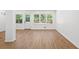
[40,14,46,23]
[47,14,53,23]
[26,15,30,22]
[16,14,22,23]
[34,14,39,23]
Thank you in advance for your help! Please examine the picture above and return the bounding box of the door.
[24,15,31,29]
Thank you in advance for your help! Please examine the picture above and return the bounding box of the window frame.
[25,15,30,22]
[33,14,40,23]
[40,14,46,23]
[16,14,23,23]
[47,14,53,24]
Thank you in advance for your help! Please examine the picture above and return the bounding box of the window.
[40,14,46,23]
[16,13,53,24]
[16,14,22,23]
[34,14,39,23]
[47,14,53,23]
[25,15,30,22]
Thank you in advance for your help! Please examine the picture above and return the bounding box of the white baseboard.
[16,28,56,30]
[16,28,24,30]
[30,28,56,29]
[56,29,78,48]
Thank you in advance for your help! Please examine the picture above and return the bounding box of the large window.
[34,14,39,23]
[16,14,22,23]
[40,14,46,23]
[16,13,53,24]
[33,14,53,24]
[47,14,53,23]
[25,15,30,22]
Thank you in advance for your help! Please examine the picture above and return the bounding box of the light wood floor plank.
[0,30,77,49]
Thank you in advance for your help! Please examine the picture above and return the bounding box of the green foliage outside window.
[34,14,39,23]
[40,14,46,23]
[47,14,53,23]
[16,14,53,24]
[16,14,22,23]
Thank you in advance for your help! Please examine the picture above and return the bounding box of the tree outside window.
[16,14,22,23]
[47,14,53,23]
[40,14,46,23]
[34,14,39,23]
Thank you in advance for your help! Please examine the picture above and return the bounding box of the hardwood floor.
[0,32,15,48]
[0,30,77,49]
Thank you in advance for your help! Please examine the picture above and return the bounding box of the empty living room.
[0,10,79,49]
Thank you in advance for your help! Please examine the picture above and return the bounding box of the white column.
[5,10,16,42]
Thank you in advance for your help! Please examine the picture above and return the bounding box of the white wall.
[15,10,56,29]
[56,10,79,48]
[5,10,16,42]
[0,11,6,32]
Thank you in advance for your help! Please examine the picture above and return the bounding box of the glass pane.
[40,14,46,23]
[34,14,39,23]
[26,15,30,22]
[47,14,53,23]
[16,14,22,23]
